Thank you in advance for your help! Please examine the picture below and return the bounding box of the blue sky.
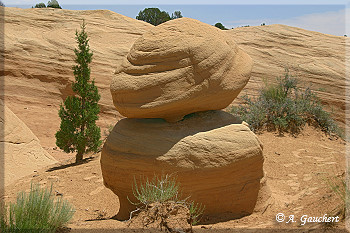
[5,0,350,36]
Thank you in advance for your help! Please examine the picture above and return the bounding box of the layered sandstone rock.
[2,7,348,149]
[101,111,264,220]
[228,25,349,129]
[111,18,253,122]
[0,100,57,187]
[2,7,153,149]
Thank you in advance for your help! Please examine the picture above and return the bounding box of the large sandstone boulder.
[111,18,253,122]
[101,111,263,220]
[0,100,57,188]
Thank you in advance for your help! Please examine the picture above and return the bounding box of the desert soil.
[3,124,347,233]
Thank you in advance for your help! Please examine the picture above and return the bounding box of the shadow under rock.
[46,156,96,172]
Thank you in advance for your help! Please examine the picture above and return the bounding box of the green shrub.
[34,3,46,8]
[0,183,74,233]
[231,69,342,137]
[129,174,205,225]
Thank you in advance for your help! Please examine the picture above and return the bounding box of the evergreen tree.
[171,11,183,19]
[214,22,228,30]
[55,21,101,163]
[47,0,61,9]
[34,3,46,8]
[136,8,171,26]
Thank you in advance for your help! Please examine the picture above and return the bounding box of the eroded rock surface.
[111,18,253,122]
[101,111,264,220]
[0,100,57,187]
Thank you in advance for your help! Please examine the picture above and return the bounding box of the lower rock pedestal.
[100,111,264,220]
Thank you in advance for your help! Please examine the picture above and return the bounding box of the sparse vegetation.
[55,21,102,163]
[322,172,349,228]
[103,123,114,138]
[0,183,74,232]
[214,22,228,30]
[0,1,5,7]
[136,8,183,26]
[128,174,205,226]
[231,69,342,137]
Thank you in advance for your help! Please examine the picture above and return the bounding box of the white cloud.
[225,8,348,36]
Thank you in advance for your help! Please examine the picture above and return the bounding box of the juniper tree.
[55,21,101,163]
[47,0,61,9]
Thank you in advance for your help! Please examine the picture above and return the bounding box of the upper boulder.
[111,18,253,122]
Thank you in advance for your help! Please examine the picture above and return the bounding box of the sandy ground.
[2,124,348,232]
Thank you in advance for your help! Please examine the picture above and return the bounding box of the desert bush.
[231,69,342,137]
[130,174,180,206]
[129,174,205,225]
[188,201,205,225]
[0,183,74,232]
[34,3,46,8]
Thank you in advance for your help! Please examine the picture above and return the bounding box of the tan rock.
[2,7,348,148]
[111,18,253,122]
[228,24,349,129]
[0,100,57,188]
[2,7,153,149]
[101,111,264,220]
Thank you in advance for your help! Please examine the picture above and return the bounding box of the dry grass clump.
[0,183,74,233]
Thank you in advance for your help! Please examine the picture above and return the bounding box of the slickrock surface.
[2,7,348,151]
[101,111,264,220]
[111,18,253,122]
[228,25,349,129]
[1,7,152,151]
[0,100,56,188]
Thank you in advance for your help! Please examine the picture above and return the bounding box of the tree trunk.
[76,151,83,163]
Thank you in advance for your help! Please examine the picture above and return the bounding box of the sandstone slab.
[101,111,264,220]
[228,24,349,129]
[111,18,253,122]
[0,100,57,187]
[3,7,349,149]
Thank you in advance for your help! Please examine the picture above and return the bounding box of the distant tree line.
[214,22,267,30]
[136,8,183,26]
[0,1,4,7]
[33,0,62,9]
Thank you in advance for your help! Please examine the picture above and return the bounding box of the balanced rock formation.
[101,111,264,220]
[111,18,253,122]
[0,100,57,188]
[3,6,348,149]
